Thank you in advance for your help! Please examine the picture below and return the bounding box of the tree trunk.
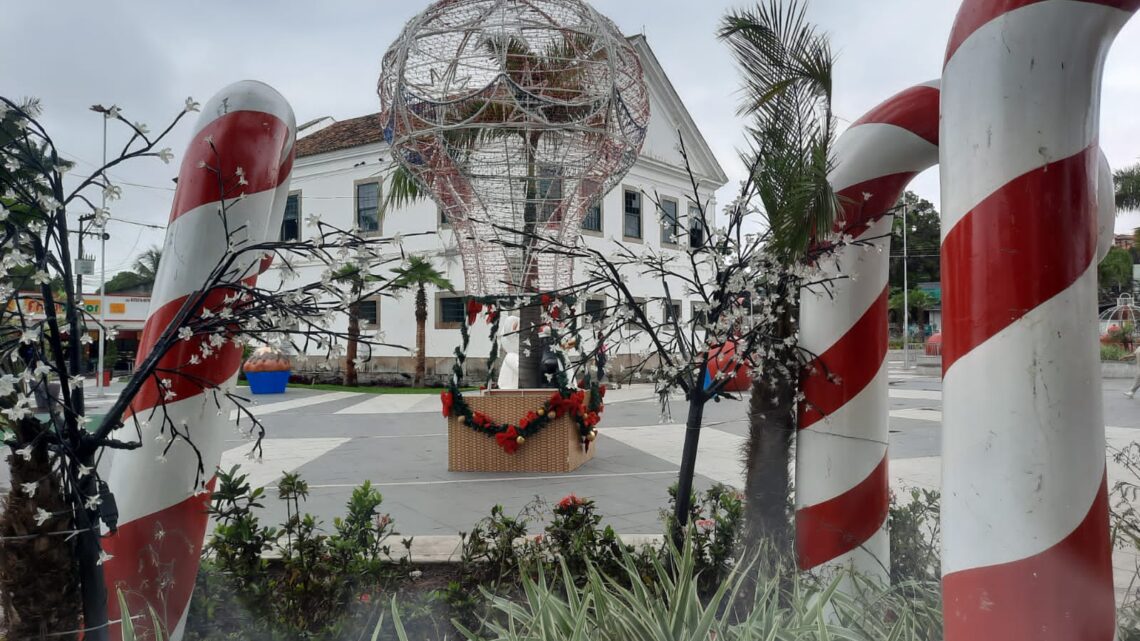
[0,418,81,640]
[517,133,543,389]
[672,393,707,544]
[743,372,795,545]
[414,283,427,387]
[742,292,797,547]
[345,301,359,387]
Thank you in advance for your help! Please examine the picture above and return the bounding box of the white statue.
[497,314,520,390]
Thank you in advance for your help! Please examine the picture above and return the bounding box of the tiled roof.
[295,113,385,158]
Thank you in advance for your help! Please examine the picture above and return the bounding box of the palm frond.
[1117,163,1140,212]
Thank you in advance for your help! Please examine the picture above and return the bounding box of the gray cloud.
[4,0,1139,276]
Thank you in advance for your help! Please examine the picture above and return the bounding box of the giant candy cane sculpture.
[101,80,296,638]
[797,72,1118,586]
[938,1,1138,637]
[796,82,940,578]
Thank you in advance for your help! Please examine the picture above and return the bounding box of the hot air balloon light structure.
[379,0,650,297]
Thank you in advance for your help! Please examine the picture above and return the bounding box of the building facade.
[263,36,727,382]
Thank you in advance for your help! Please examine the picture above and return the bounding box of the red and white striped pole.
[940,2,1137,638]
[101,80,296,639]
[796,82,940,579]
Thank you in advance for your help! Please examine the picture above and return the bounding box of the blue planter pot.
[246,370,290,394]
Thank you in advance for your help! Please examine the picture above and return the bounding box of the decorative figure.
[101,80,296,639]
[938,1,1135,638]
[796,81,940,581]
[497,314,521,390]
[378,0,649,299]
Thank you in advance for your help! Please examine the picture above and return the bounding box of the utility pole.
[902,199,910,369]
[72,213,96,417]
[96,110,108,396]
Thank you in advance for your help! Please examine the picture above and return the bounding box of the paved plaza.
[7,359,1140,599]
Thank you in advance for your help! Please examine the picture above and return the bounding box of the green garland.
[441,294,605,454]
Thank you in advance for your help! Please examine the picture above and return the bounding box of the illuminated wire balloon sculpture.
[379,0,649,297]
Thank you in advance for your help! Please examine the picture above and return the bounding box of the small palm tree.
[331,265,374,387]
[720,0,840,545]
[391,256,455,387]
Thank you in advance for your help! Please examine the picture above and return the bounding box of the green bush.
[1104,343,1130,361]
[889,487,941,585]
[188,466,406,639]
[391,534,942,641]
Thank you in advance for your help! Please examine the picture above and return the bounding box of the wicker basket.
[448,390,595,473]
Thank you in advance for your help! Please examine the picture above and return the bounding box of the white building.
[270,36,727,382]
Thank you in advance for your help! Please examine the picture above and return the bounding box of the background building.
[261,36,727,383]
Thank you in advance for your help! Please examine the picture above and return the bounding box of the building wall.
[260,141,720,376]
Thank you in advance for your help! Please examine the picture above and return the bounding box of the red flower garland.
[496,426,521,454]
[440,391,453,418]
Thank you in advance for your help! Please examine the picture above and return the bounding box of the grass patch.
[236,380,475,395]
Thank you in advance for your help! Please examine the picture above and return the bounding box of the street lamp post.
[91,106,109,396]
[902,199,910,369]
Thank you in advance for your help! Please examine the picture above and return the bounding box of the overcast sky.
[4,0,1140,281]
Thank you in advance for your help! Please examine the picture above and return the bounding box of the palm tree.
[133,246,162,284]
[331,265,372,387]
[1117,163,1140,212]
[719,0,840,545]
[391,256,455,387]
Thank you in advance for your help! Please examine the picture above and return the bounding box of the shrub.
[391,533,942,641]
[191,466,405,639]
[1104,343,1130,361]
[889,487,941,585]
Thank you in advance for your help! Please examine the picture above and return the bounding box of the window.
[623,189,642,239]
[356,181,380,232]
[281,192,300,241]
[582,203,602,233]
[436,295,466,329]
[585,298,606,322]
[664,300,682,323]
[439,206,450,227]
[357,299,380,327]
[692,303,709,326]
[660,198,679,245]
[689,205,705,248]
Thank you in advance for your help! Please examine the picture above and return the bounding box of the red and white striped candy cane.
[940,1,1137,638]
[796,82,940,578]
[102,80,296,639]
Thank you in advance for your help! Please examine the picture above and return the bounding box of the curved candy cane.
[101,80,296,639]
[940,1,1137,638]
[796,82,940,578]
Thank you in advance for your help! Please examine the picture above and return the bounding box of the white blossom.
[178,327,194,341]
[185,97,200,112]
[77,463,93,478]
[97,551,113,566]
[80,333,94,345]
[34,508,52,526]
[20,482,36,497]
[15,444,33,461]
[0,374,17,396]
[133,122,149,135]
[85,494,101,510]
[103,184,122,201]
[158,148,174,164]
[69,375,84,390]
[32,362,52,378]
[20,327,39,344]
[104,105,121,120]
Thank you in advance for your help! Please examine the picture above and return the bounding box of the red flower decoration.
[557,493,584,510]
[496,426,520,454]
[540,294,552,307]
[550,305,561,320]
[359,593,372,604]
[466,299,483,325]
[519,410,540,430]
[441,391,454,417]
